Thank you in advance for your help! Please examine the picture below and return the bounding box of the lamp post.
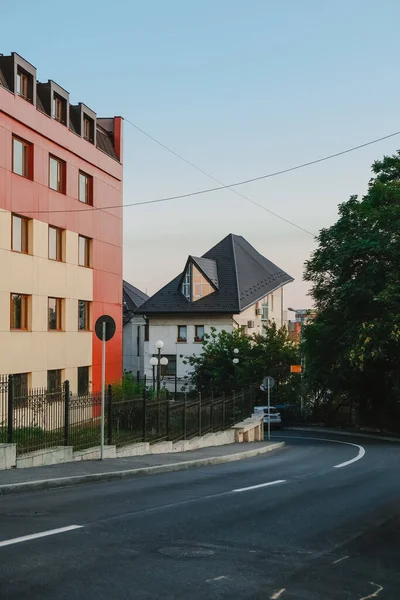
[149,341,168,399]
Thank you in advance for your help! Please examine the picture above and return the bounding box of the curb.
[0,442,285,497]
[285,427,400,443]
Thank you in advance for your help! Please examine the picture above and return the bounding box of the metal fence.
[0,374,254,455]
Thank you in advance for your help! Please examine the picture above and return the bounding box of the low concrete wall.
[73,446,117,461]
[232,415,264,442]
[116,443,150,458]
[9,414,266,468]
[0,444,16,470]
[16,446,73,469]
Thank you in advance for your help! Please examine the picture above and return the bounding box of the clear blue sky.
[4,0,400,308]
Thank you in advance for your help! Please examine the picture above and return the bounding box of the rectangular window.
[177,325,187,342]
[181,268,191,301]
[137,325,140,357]
[53,94,65,123]
[83,117,93,142]
[270,294,274,311]
[10,293,29,330]
[153,354,176,377]
[12,215,29,253]
[144,321,149,342]
[194,325,205,342]
[48,297,62,331]
[78,300,90,331]
[49,155,66,193]
[48,226,63,261]
[78,171,93,205]
[16,69,29,100]
[78,366,89,396]
[47,369,62,394]
[12,136,31,178]
[78,235,91,267]
[12,373,29,405]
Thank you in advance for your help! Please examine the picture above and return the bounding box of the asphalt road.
[1,431,399,599]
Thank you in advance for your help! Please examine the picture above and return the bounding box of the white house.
[123,281,149,378]
[138,234,293,386]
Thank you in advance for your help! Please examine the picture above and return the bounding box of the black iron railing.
[0,374,254,455]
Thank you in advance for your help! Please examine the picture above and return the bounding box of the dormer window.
[16,68,30,101]
[53,93,66,123]
[181,260,217,302]
[83,116,94,143]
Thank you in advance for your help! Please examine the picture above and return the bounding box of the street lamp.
[149,341,168,399]
[232,348,239,365]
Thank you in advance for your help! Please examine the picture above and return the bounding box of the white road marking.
[334,443,365,468]
[206,576,228,583]
[280,435,366,469]
[232,480,286,493]
[332,555,349,564]
[0,525,83,548]
[360,582,384,599]
[271,589,286,599]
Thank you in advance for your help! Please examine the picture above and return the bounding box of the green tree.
[184,323,300,403]
[303,151,400,429]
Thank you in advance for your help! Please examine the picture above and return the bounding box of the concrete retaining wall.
[7,414,265,469]
[16,446,73,469]
[0,444,16,470]
[73,446,117,461]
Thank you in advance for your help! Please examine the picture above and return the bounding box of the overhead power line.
[11,129,400,221]
[125,119,316,236]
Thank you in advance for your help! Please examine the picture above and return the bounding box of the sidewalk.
[0,441,284,496]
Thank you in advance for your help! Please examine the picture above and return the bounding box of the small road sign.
[262,376,275,389]
[95,315,116,342]
[290,365,302,374]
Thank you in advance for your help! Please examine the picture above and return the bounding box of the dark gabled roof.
[123,280,149,324]
[138,234,293,315]
[190,256,219,288]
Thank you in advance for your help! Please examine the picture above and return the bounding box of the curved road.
[1,430,399,599]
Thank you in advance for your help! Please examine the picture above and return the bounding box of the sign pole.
[267,378,271,441]
[100,320,106,460]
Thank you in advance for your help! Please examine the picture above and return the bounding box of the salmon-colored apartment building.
[0,52,123,395]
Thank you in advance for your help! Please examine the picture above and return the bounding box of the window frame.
[78,171,93,205]
[49,155,66,193]
[83,116,94,142]
[47,369,62,396]
[48,297,63,331]
[194,325,205,343]
[16,69,30,100]
[78,300,91,331]
[78,235,91,268]
[12,373,29,407]
[12,136,32,179]
[53,94,65,123]
[10,293,29,330]
[78,366,90,397]
[48,226,63,261]
[11,214,29,254]
[177,325,187,343]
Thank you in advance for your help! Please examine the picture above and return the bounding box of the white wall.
[123,315,146,377]
[233,285,286,334]
[144,314,233,381]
